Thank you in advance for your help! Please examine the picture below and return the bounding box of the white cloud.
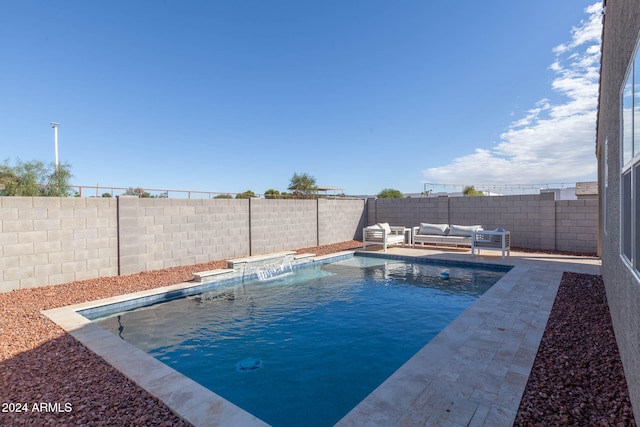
[423,2,603,190]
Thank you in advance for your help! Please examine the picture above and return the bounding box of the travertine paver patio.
[337,247,601,426]
[45,247,600,427]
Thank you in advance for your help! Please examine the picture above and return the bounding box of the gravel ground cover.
[0,241,361,426]
[514,272,636,426]
[0,241,635,426]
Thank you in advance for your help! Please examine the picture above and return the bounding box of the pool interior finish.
[85,255,509,427]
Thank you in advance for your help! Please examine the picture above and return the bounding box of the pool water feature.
[257,253,294,281]
[89,256,509,427]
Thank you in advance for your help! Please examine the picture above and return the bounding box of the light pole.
[50,122,60,172]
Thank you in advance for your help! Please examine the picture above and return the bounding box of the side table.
[471,230,510,259]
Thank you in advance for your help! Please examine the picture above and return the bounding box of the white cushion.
[376,223,392,235]
[449,224,483,237]
[417,223,449,236]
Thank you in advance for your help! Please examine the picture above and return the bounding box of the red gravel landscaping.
[514,272,636,426]
[0,241,361,426]
[0,241,636,425]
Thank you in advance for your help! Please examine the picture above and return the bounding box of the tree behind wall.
[463,185,485,196]
[377,188,404,198]
[0,159,72,196]
[123,187,152,198]
[264,189,280,199]
[236,190,255,199]
[288,172,318,198]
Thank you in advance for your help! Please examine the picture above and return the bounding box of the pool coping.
[43,249,601,426]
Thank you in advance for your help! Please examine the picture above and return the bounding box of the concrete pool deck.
[43,247,600,426]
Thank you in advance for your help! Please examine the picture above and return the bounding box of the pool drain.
[236,357,263,372]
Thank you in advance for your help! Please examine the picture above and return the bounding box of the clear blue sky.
[1,1,602,196]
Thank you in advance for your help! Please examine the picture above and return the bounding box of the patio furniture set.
[362,222,511,259]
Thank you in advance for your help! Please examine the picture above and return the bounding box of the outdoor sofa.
[412,223,482,248]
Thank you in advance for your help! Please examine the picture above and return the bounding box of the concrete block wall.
[0,194,596,292]
[449,193,557,251]
[1,197,367,291]
[366,197,449,227]
[555,199,598,254]
[366,193,596,253]
[118,197,251,275]
[318,199,366,245]
[249,199,317,255]
[0,197,118,292]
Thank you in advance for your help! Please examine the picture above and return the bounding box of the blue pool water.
[92,256,508,426]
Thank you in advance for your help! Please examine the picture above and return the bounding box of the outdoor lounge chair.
[362,223,406,252]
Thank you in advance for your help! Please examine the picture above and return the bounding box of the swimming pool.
[87,255,508,426]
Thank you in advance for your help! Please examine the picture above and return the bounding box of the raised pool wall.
[0,193,597,292]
